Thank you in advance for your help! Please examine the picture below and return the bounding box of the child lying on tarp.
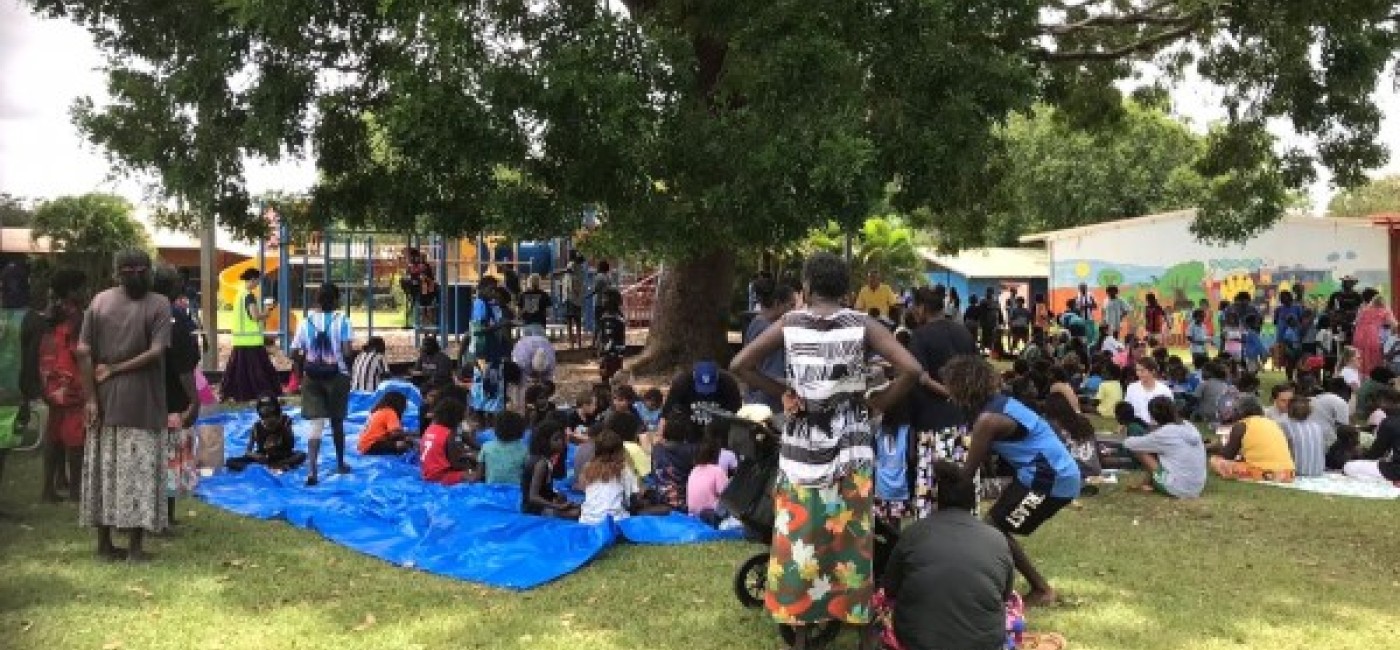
[226,396,307,472]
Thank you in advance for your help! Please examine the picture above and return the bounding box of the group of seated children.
[399,376,737,525]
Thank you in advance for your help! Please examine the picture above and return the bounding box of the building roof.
[920,247,1048,279]
[1019,208,1380,243]
[0,206,260,258]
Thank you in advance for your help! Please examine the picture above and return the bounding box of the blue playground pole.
[366,235,375,338]
[323,229,333,298]
[278,219,291,354]
[436,235,448,340]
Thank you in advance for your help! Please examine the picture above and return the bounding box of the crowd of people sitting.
[14,245,1398,650]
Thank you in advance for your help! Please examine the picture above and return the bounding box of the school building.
[1018,209,1393,315]
[920,247,1049,307]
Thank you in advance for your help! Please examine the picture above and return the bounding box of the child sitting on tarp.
[226,396,306,472]
[521,419,579,518]
[421,398,478,486]
[479,411,527,485]
[358,392,414,455]
[650,408,697,511]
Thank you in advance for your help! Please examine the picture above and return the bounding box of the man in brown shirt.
[77,249,172,563]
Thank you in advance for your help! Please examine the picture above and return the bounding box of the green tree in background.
[0,194,35,228]
[29,0,1400,369]
[1328,175,1400,219]
[800,215,923,288]
[977,101,1208,246]
[30,193,151,285]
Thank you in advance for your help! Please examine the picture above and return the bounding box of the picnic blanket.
[1259,473,1400,500]
[195,380,744,590]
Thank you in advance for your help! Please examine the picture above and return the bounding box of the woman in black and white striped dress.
[733,253,921,649]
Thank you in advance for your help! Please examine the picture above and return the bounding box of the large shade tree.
[972,100,1211,246]
[29,0,1400,370]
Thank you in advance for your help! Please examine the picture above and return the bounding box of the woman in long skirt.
[220,268,280,402]
[732,253,921,650]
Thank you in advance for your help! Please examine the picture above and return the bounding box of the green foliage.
[30,193,151,286]
[797,215,922,287]
[974,101,1210,246]
[31,193,149,255]
[1328,175,1400,218]
[0,194,34,228]
[28,0,1400,265]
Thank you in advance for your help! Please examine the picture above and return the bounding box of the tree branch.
[1037,0,1192,36]
[1035,22,1203,63]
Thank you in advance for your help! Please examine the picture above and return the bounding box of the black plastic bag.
[721,457,777,533]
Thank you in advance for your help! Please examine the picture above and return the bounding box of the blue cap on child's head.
[693,361,719,395]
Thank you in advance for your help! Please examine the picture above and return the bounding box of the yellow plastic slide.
[217,258,295,334]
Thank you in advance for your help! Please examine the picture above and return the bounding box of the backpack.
[303,313,343,380]
[875,424,910,501]
[39,320,84,407]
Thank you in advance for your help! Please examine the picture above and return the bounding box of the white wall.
[1043,214,1389,308]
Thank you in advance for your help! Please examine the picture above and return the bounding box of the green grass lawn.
[2,448,1397,650]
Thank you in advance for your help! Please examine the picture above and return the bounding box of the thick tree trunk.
[630,248,736,375]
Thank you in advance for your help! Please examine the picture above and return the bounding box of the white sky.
[2,3,1398,212]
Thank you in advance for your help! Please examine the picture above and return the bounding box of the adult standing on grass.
[77,249,171,562]
[292,283,354,486]
[905,287,979,519]
[220,267,280,403]
[154,266,202,527]
[943,354,1081,607]
[555,250,587,349]
[741,276,796,413]
[0,262,45,515]
[1101,285,1129,342]
[1072,283,1097,321]
[469,276,509,417]
[854,269,899,320]
[732,252,921,650]
[38,268,89,503]
[516,273,553,338]
[1351,295,1396,375]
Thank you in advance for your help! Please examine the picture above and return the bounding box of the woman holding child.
[732,252,921,650]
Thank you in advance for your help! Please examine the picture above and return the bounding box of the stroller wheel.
[733,552,769,608]
[778,621,842,648]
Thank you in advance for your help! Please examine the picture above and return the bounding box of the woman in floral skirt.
[732,253,921,650]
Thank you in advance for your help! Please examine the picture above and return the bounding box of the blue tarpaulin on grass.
[194,380,743,590]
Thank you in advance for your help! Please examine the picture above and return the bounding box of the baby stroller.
[706,403,846,649]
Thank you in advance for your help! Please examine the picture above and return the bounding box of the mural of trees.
[1155,261,1207,308]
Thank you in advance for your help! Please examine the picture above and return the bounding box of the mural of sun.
[1219,272,1256,300]
[1075,261,1090,279]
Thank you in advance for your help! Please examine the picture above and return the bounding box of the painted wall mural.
[1043,215,1389,330]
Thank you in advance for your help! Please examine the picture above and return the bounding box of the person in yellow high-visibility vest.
[219,268,281,403]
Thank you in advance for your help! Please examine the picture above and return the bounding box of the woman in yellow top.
[1210,396,1296,482]
[219,268,281,403]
